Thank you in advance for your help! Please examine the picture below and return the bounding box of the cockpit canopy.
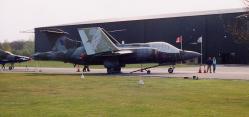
[148,42,180,53]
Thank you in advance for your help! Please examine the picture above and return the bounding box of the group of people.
[205,57,216,73]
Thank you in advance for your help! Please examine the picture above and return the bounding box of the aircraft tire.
[107,68,112,74]
[107,67,121,74]
[114,67,121,72]
[147,70,151,74]
[168,68,174,73]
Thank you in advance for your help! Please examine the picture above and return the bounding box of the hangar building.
[35,7,249,64]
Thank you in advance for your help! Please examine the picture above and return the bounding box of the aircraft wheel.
[9,66,13,70]
[114,67,121,73]
[107,67,121,74]
[147,70,151,74]
[168,68,174,73]
[107,68,113,74]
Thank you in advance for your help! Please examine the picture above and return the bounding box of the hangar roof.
[47,9,246,28]
[39,0,247,28]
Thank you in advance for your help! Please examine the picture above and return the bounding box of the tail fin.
[78,27,119,55]
[0,49,12,56]
[0,49,8,59]
[51,36,68,51]
[36,28,80,52]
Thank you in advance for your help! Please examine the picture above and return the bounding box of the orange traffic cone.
[76,65,80,72]
[198,66,202,73]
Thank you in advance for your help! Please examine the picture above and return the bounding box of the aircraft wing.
[90,50,133,57]
[78,27,120,55]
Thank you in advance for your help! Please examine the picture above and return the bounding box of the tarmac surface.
[1,65,249,80]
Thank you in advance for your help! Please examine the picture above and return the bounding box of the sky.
[0,0,246,42]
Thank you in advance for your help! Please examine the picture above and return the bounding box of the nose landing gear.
[168,68,173,73]
[168,66,175,73]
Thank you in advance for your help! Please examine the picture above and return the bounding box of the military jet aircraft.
[33,27,201,74]
[0,49,31,70]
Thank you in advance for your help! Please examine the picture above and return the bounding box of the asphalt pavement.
[1,65,249,80]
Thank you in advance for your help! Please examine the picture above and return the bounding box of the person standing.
[1,64,5,70]
[212,57,216,73]
[206,57,212,73]
[83,65,90,72]
[83,65,87,72]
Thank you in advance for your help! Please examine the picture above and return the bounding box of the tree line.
[0,40,34,56]
[227,0,249,45]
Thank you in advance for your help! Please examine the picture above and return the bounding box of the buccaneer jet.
[0,49,31,70]
[33,27,200,74]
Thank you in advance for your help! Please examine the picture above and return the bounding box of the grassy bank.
[0,73,248,117]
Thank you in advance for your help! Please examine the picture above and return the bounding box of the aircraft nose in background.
[19,56,31,61]
[25,56,31,61]
[180,50,201,60]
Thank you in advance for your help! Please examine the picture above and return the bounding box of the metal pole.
[181,40,183,50]
[201,42,203,65]
[181,39,183,64]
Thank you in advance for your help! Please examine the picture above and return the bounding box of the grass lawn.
[14,60,198,69]
[0,73,249,117]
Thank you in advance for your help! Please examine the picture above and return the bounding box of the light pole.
[200,40,203,65]
[197,36,203,65]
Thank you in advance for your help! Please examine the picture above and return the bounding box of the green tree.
[1,40,12,51]
[11,41,34,56]
[226,0,249,45]
[0,40,34,56]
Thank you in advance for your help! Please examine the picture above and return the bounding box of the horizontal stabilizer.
[40,28,69,35]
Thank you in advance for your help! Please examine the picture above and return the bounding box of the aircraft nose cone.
[25,57,31,61]
[16,56,31,62]
[31,52,55,60]
[180,50,201,60]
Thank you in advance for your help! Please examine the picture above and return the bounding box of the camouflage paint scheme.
[0,49,31,70]
[33,27,200,74]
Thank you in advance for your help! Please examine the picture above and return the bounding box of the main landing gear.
[8,63,15,70]
[9,66,14,70]
[107,67,121,74]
